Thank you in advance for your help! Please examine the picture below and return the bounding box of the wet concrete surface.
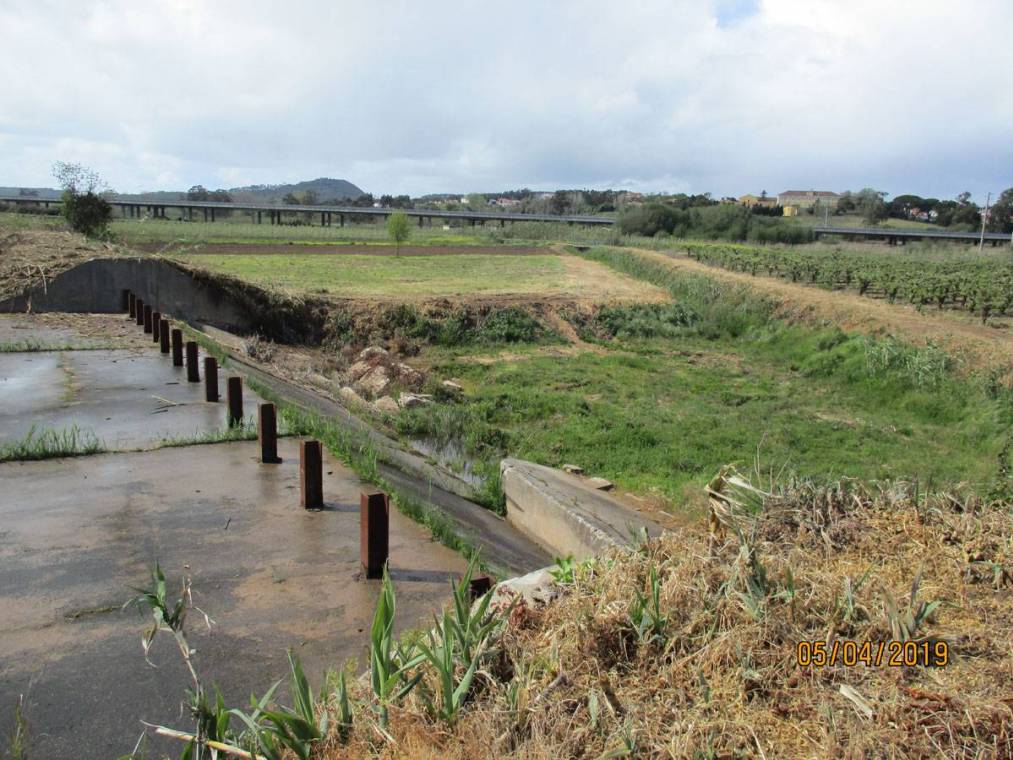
[0,439,467,759]
[0,348,265,449]
[0,312,152,349]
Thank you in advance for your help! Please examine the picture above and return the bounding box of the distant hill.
[228,178,364,203]
[0,186,62,200]
[0,178,364,204]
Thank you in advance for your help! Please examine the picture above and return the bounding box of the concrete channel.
[0,312,488,759]
[0,260,660,757]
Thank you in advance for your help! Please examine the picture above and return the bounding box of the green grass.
[0,340,118,353]
[0,425,105,462]
[153,421,262,448]
[785,212,940,230]
[172,253,571,297]
[396,246,1013,512]
[109,217,496,248]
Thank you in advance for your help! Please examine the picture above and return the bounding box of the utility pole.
[979,191,991,253]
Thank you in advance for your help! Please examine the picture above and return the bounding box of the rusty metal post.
[159,319,170,353]
[204,357,219,401]
[226,376,243,426]
[258,403,281,463]
[468,574,493,600]
[300,440,324,509]
[151,311,161,342]
[135,298,145,326]
[121,289,131,312]
[171,328,183,366]
[128,292,136,318]
[143,304,153,334]
[185,341,200,382]
[360,491,389,578]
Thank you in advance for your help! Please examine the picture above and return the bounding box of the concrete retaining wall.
[501,458,661,559]
[1,258,256,334]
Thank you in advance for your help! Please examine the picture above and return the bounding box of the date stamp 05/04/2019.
[796,640,950,668]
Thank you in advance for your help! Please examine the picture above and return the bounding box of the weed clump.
[576,302,698,340]
[0,424,104,462]
[326,303,554,351]
[125,472,1012,758]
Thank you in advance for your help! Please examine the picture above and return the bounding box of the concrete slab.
[0,348,265,449]
[501,458,662,559]
[0,312,151,350]
[0,438,466,759]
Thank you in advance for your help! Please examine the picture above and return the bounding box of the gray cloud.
[1,0,1010,200]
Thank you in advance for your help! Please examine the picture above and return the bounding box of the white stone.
[398,392,433,409]
[358,346,389,361]
[356,365,391,396]
[339,386,367,407]
[373,396,400,414]
[586,476,615,491]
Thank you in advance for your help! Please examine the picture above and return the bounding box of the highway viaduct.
[3,196,1009,245]
[0,195,614,228]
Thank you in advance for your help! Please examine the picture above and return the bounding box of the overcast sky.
[1,0,1010,200]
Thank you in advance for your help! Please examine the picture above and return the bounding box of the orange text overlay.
[796,640,949,668]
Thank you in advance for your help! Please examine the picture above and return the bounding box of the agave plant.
[231,651,329,760]
[369,567,426,729]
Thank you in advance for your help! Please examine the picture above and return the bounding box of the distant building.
[776,190,840,210]
[488,197,521,207]
[739,194,778,208]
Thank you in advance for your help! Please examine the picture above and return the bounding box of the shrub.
[51,161,112,237]
[61,190,112,237]
[589,303,698,339]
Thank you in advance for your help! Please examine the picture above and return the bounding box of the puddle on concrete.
[0,439,466,759]
[0,349,265,448]
[0,352,63,405]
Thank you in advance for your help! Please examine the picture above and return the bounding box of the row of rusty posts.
[121,287,395,578]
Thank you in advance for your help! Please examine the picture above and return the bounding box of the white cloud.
[0,0,1010,199]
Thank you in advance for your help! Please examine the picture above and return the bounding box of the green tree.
[465,193,486,211]
[386,210,411,255]
[986,188,1013,234]
[853,187,888,226]
[51,161,112,237]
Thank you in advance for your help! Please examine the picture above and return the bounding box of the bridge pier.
[418,215,423,227]
[210,208,215,222]
[203,208,208,222]
[340,214,345,227]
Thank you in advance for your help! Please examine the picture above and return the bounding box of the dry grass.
[319,474,1011,759]
[0,228,131,304]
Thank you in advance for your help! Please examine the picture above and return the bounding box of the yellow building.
[782,205,799,217]
[776,190,840,210]
[739,194,778,208]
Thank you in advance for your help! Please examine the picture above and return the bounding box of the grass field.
[785,212,941,230]
[174,251,667,300]
[396,247,1012,512]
